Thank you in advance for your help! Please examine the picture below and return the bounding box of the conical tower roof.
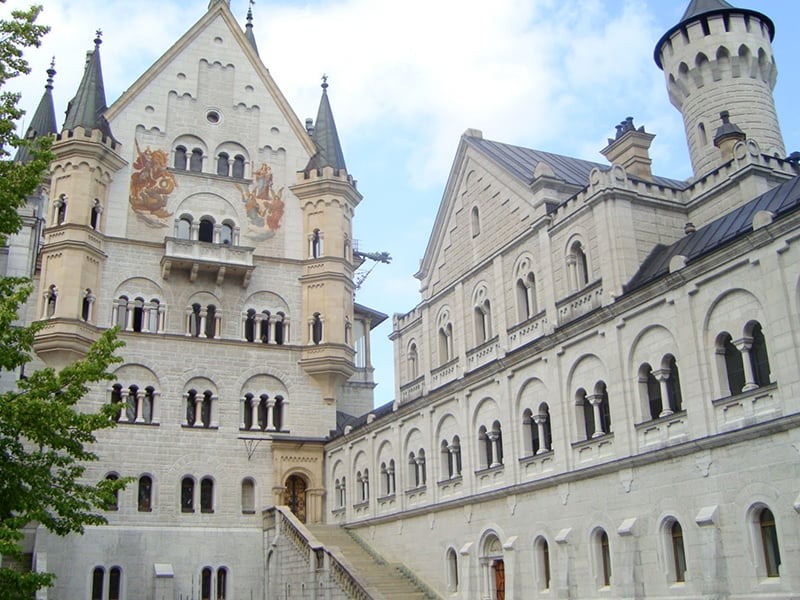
[62,32,115,139]
[305,78,347,173]
[245,5,259,56]
[15,60,58,164]
[655,0,774,68]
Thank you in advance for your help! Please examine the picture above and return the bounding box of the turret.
[292,79,360,404]
[654,0,785,179]
[34,33,126,369]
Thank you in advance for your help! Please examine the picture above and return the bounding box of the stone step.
[307,524,435,599]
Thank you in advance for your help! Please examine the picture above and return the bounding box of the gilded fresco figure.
[238,162,284,239]
[129,141,176,224]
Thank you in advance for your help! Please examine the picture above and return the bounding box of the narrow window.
[471,206,480,236]
[201,567,213,600]
[260,310,270,342]
[312,313,323,345]
[244,309,256,342]
[174,146,187,170]
[759,508,781,577]
[220,222,233,245]
[138,475,153,512]
[273,396,283,431]
[91,201,101,230]
[311,229,322,258]
[722,333,745,395]
[217,567,228,600]
[110,385,123,423]
[274,313,285,345]
[91,567,104,600]
[243,394,254,430]
[671,521,686,582]
[177,216,192,239]
[199,218,214,243]
[216,152,230,176]
[132,297,144,332]
[190,148,203,172]
[201,391,212,427]
[596,381,611,434]
[181,477,194,513]
[109,566,121,600]
[408,343,418,380]
[749,323,771,386]
[600,530,612,586]
[82,289,93,321]
[46,285,57,317]
[698,122,708,146]
[542,539,551,589]
[241,478,255,513]
[186,389,197,426]
[56,196,67,225]
[205,305,217,338]
[143,386,155,423]
[105,473,119,510]
[232,155,245,178]
[441,440,452,479]
[665,356,683,413]
[258,394,268,430]
[447,548,459,592]
[190,303,202,337]
[200,477,214,513]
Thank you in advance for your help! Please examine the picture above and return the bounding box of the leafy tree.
[0,6,127,599]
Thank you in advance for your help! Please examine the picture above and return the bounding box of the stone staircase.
[307,524,438,599]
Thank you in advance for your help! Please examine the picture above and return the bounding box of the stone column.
[588,394,605,437]
[534,414,549,453]
[487,432,502,467]
[199,308,208,338]
[193,394,204,427]
[141,305,151,333]
[134,389,145,423]
[653,369,673,417]
[265,398,275,431]
[566,254,578,293]
[733,337,758,391]
[250,400,259,431]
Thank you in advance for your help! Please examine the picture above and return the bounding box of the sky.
[4,0,800,408]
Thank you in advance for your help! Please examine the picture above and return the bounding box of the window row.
[109,384,287,431]
[175,214,239,245]
[174,144,246,179]
[446,505,782,596]
[51,194,104,230]
[104,474,259,515]
[91,565,230,600]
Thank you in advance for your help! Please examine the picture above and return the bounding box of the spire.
[304,76,347,173]
[15,59,58,164]
[62,31,115,139]
[681,0,734,21]
[245,2,259,56]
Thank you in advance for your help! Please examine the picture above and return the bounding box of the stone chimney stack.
[601,117,655,181]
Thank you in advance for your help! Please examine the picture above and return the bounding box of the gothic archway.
[283,474,308,523]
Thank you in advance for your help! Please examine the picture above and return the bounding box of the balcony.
[399,376,425,403]
[161,237,254,286]
[430,358,459,390]
[508,310,548,351]
[556,279,603,326]
[713,383,780,433]
[466,337,502,373]
[635,411,689,451]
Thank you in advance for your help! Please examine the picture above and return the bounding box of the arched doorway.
[481,532,505,600]
[283,474,307,523]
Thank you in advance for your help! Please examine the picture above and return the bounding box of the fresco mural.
[238,163,284,240]
[129,141,176,226]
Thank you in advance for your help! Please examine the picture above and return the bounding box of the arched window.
[471,206,480,236]
[125,385,138,422]
[45,284,57,317]
[441,440,452,479]
[664,355,683,413]
[244,309,256,342]
[576,388,594,440]
[138,475,153,512]
[670,521,686,583]
[132,297,145,332]
[515,269,537,322]
[273,396,284,431]
[474,299,492,345]
[241,478,255,514]
[201,567,213,600]
[177,216,192,239]
[110,385,123,423]
[201,390,212,427]
[438,322,453,364]
[596,381,611,435]
[148,298,161,333]
[82,288,94,322]
[595,529,612,587]
[758,507,781,577]
[312,313,323,344]
[200,477,214,513]
[143,386,155,423]
[55,195,67,225]
[205,305,217,338]
[446,547,459,592]
[189,147,203,172]
[258,394,269,430]
[718,332,745,395]
[311,229,322,258]
[408,343,418,380]
[109,566,121,600]
[216,152,230,176]
[174,145,187,170]
[274,312,286,345]
[748,322,771,386]
[105,473,119,511]
[640,363,662,420]
[190,304,202,337]
[181,477,194,513]
[524,404,552,455]
[535,536,551,591]
[232,154,246,178]
[357,469,369,502]
[259,310,271,342]
[220,221,234,245]
[186,389,198,426]
[91,200,101,230]
[198,218,214,243]
[217,567,228,600]
[243,393,254,430]
[568,240,589,290]
[91,567,104,600]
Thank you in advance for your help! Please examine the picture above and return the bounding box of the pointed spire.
[62,31,115,139]
[681,0,734,21]
[304,76,347,173]
[245,1,259,56]
[15,59,58,163]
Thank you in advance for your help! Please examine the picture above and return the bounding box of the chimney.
[713,110,746,162]
[600,117,655,181]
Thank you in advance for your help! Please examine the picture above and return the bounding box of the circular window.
[206,110,221,124]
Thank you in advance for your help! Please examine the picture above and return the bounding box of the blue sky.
[5,0,800,407]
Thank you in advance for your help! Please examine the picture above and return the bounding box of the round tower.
[654,0,785,179]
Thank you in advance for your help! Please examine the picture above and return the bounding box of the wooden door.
[283,475,307,523]
[493,559,505,600]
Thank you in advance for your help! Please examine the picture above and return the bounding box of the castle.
[4,0,800,598]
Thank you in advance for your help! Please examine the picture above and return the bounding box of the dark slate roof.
[331,401,395,439]
[626,175,800,291]
[244,6,259,56]
[304,81,347,173]
[15,63,58,164]
[655,1,774,68]
[466,136,687,191]
[62,35,115,140]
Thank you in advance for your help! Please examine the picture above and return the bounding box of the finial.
[45,57,56,90]
[247,0,254,23]
[94,29,103,46]
[321,73,329,90]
